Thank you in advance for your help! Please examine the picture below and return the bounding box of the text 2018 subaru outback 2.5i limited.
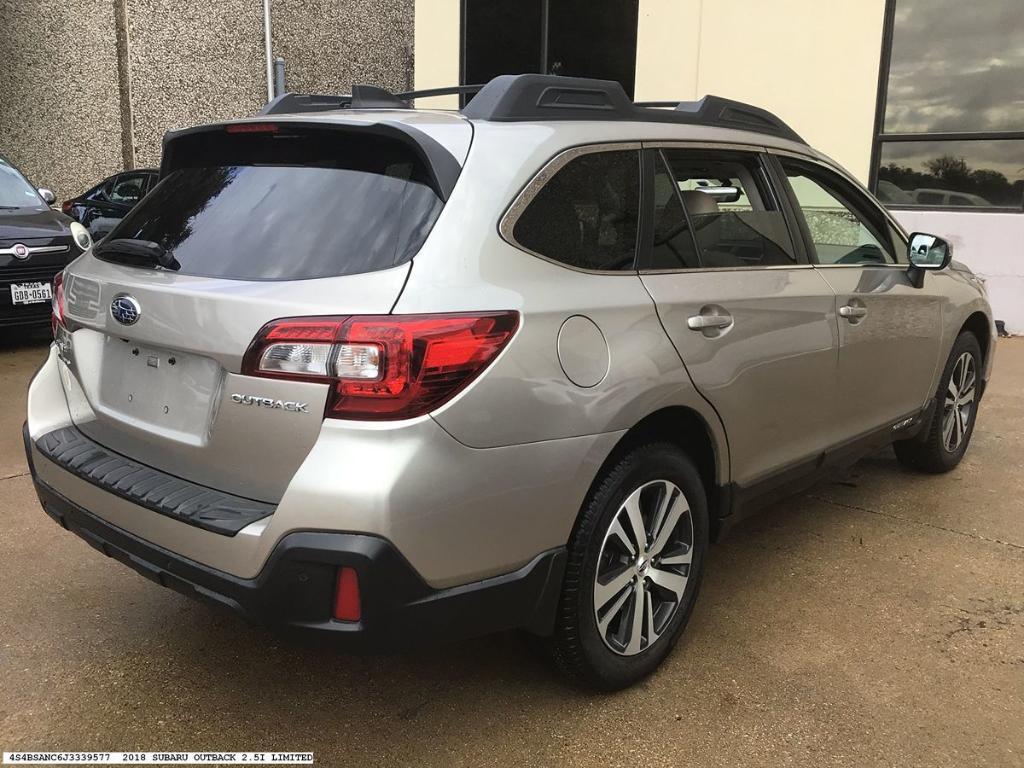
[24,75,994,689]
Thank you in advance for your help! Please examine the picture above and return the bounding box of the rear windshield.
[103,129,444,281]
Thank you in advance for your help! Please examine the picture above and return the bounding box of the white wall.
[894,211,1024,333]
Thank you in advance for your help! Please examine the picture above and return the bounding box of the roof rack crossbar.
[395,84,485,100]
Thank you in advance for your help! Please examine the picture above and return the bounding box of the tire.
[894,331,982,473]
[547,443,709,690]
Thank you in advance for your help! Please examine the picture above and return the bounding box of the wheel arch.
[960,310,991,368]
[577,406,729,537]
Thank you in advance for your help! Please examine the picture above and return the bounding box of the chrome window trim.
[638,264,815,275]
[499,141,643,276]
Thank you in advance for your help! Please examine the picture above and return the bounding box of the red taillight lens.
[61,201,73,214]
[333,567,361,622]
[51,270,66,337]
[241,312,519,421]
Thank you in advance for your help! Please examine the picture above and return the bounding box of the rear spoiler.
[159,119,464,202]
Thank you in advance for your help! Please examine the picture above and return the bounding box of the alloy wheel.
[592,479,693,656]
[943,351,976,453]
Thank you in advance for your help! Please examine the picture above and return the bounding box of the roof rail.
[463,74,805,143]
[260,74,805,144]
[261,84,486,116]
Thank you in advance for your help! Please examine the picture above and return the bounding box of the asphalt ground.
[1,331,1021,767]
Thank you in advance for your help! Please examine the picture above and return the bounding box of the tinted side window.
[649,149,796,270]
[513,150,640,271]
[109,173,149,205]
[781,160,895,266]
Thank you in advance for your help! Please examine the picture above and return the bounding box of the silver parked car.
[25,75,994,689]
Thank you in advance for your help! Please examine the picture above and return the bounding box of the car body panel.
[640,267,840,487]
[29,347,620,586]
[58,255,412,502]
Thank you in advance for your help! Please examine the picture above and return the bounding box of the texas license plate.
[10,281,52,305]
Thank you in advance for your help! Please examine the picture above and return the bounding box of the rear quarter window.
[103,129,444,281]
[512,149,640,272]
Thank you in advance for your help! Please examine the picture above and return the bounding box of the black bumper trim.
[26,429,566,647]
[34,425,274,536]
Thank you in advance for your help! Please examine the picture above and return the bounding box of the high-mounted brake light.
[241,312,520,421]
[225,122,280,134]
[51,270,66,337]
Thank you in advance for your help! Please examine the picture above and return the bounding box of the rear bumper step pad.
[34,425,274,536]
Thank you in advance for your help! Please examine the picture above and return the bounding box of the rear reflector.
[333,567,361,622]
[241,312,519,420]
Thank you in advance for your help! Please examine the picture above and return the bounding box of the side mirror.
[37,188,56,205]
[907,231,951,288]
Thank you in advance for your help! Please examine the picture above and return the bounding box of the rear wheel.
[895,332,982,473]
[547,443,708,690]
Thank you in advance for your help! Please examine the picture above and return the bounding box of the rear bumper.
[27,436,566,647]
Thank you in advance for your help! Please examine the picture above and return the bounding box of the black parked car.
[62,169,158,239]
[1,156,91,328]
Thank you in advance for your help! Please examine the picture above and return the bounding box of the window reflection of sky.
[885,0,1024,136]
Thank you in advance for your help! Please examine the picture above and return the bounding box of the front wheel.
[895,331,982,473]
[547,443,709,690]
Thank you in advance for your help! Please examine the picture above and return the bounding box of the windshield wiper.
[0,205,21,210]
[93,238,180,270]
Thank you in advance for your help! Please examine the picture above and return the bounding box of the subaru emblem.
[110,294,141,326]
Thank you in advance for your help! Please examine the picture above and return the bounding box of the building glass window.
[872,0,1024,211]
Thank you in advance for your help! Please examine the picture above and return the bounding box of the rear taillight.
[241,312,520,421]
[51,270,66,337]
[61,200,73,215]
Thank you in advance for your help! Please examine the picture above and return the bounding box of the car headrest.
[680,190,720,216]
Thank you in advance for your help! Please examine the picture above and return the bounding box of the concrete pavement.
[1,334,1021,767]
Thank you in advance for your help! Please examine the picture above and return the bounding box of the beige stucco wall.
[0,0,124,200]
[636,0,886,182]
[413,0,885,182]
[413,0,460,109]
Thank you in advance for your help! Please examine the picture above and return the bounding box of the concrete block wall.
[0,0,125,199]
[0,0,413,198]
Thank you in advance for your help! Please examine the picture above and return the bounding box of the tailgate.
[60,259,410,503]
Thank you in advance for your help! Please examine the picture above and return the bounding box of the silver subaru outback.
[25,75,995,689]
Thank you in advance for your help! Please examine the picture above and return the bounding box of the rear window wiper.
[93,238,180,270]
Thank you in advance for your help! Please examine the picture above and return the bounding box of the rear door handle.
[687,305,734,334]
[687,315,732,330]
[839,304,868,320]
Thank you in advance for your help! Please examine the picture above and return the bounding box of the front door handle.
[839,304,868,320]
